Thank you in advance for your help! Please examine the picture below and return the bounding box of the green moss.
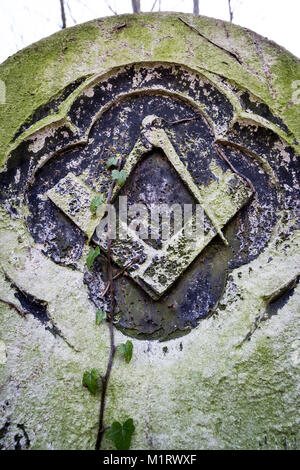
[0,23,101,164]
[1,12,299,167]
[270,53,300,139]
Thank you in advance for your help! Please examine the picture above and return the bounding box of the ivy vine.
[82,156,134,451]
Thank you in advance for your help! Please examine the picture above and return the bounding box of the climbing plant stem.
[95,160,121,450]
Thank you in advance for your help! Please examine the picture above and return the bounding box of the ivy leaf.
[90,194,104,215]
[86,246,100,269]
[96,309,107,325]
[119,340,133,363]
[106,418,135,450]
[82,368,101,395]
[106,156,119,169]
[111,169,128,187]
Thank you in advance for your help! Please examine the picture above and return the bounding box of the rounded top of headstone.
[0,12,299,162]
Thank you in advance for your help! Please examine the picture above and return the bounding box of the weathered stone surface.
[0,13,299,450]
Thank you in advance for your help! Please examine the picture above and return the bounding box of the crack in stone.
[1,268,77,351]
[178,17,243,65]
[237,274,300,346]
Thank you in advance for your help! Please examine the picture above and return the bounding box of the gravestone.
[0,13,299,450]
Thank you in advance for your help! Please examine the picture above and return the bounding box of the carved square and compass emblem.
[2,62,298,341]
[47,115,253,300]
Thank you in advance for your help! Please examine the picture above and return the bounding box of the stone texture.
[0,13,299,450]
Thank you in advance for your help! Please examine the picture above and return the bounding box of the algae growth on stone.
[0,13,299,450]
